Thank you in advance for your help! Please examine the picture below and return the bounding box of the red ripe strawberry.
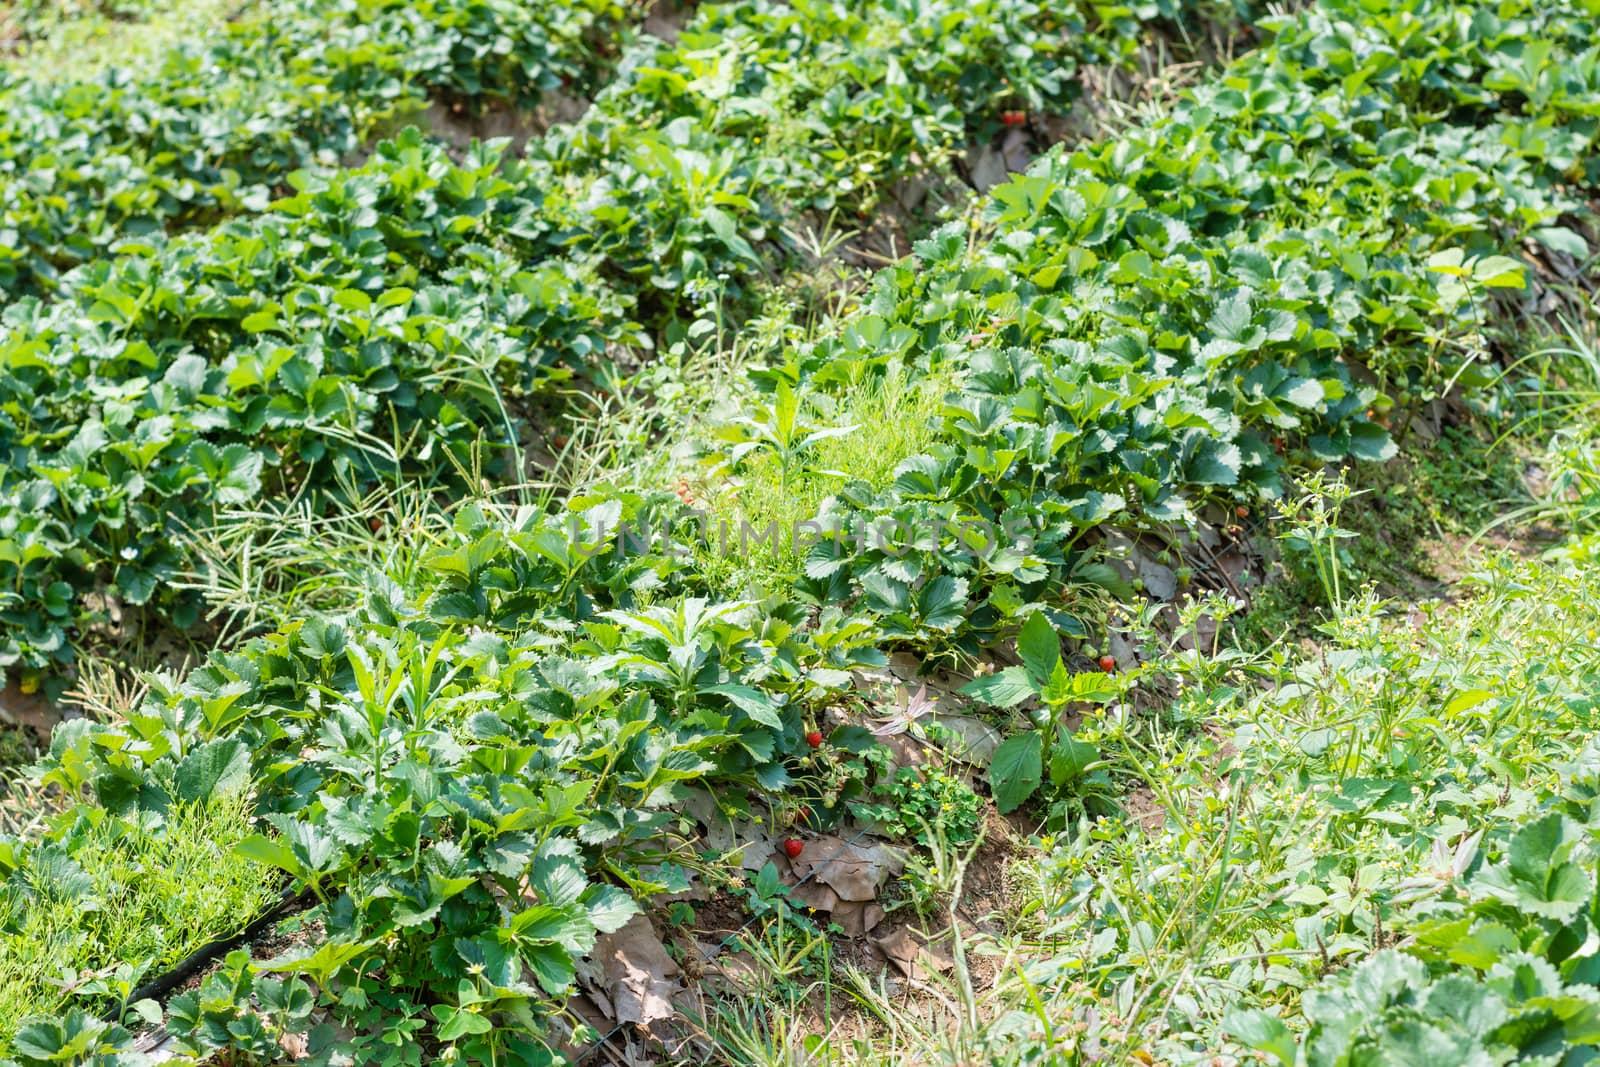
[1098,654,1116,673]
[797,805,813,824]
[782,839,804,860]
[1236,505,1249,519]
[806,730,824,748]
[368,517,382,532]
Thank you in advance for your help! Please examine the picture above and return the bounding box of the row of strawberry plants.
[0,0,1249,307]
[11,445,1593,1060]
[13,0,1588,1058]
[9,498,887,1063]
[1,0,1259,307]
[0,0,642,301]
[0,132,584,690]
[520,0,1236,315]
[0,0,1242,693]
[704,0,1600,655]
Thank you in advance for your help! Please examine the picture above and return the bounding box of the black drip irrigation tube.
[100,886,317,1023]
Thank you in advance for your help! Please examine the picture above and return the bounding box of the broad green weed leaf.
[989,732,1042,814]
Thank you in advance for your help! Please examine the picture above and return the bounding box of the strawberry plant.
[0,131,635,691]
[1230,801,1600,1067]
[8,0,1600,1063]
[963,612,1121,816]
[11,496,892,1058]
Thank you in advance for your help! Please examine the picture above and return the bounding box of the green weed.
[0,793,275,1033]
[0,0,243,81]
[696,370,949,595]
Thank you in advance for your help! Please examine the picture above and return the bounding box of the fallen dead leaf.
[873,927,954,981]
[877,731,928,770]
[1136,552,1179,601]
[588,915,682,1031]
[788,878,841,914]
[685,789,774,872]
[693,942,765,995]
[831,899,886,938]
[930,714,1002,765]
[0,682,61,733]
[787,834,905,902]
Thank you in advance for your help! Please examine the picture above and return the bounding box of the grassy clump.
[0,0,244,81]
[0,793,274,1033]
[694,369,950,594]
[1238,421,1530,649]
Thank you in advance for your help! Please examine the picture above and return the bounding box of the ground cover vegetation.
[0,0,640,300]
[0,0,1243,697]
[3,0,1600,1064]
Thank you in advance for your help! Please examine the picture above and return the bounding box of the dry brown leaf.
[788,878,841,914]
[695,944,765,995]
[685,789,774,872]
[788,834,905,902]
[0,682,61,732]
[831,900,886,938]
[930,714,1003,765]
[877,731,927,770]
[873,927,954,981]
[589,915,682,1030]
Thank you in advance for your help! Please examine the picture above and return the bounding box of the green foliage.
[963,612,1120,817]
[1240,423,1528,648]
[0,0,1236,690]
[10,500,888,1059]
[0,0,637,298]
[854,765,983,847]
[1230,796,1600,1066]
[0,0,242,82]
[994,547,1600,1064]
[0,792,274,1034]
[697,368,949,594]
[513,0,1229,336]
[0,130,628,689]
[729,0,1598,653]
[8,0,1600,1062]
